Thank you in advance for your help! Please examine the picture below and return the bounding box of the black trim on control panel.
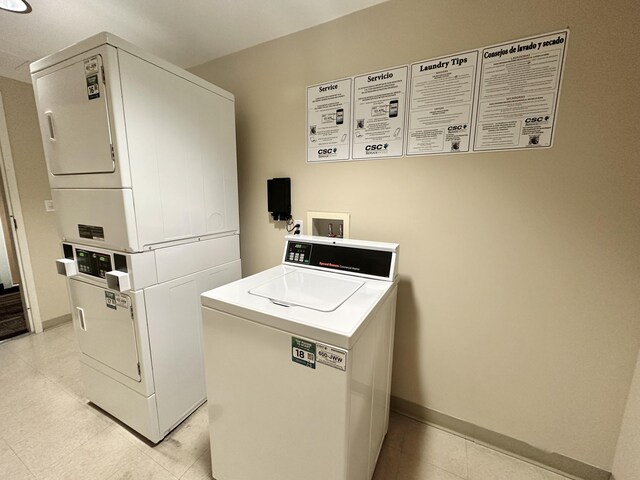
[286,241,393,278]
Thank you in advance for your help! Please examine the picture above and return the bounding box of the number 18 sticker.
[292,337,316,369]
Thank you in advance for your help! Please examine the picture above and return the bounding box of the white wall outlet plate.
[44,199,55,212]
[293,219,303,235]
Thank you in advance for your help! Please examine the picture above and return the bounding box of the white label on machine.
[317,343,347,371]
[105,291,116,310]
[115,294,130,309]
[84,57,99,75]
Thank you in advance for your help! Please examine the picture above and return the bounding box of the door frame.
[0,92,43,333]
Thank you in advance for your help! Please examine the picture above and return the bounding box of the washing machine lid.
[249,270,364,312]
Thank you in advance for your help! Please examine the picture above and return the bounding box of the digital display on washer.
[76,249,112,278]
[286,242,312,265]
[285,241,393,278]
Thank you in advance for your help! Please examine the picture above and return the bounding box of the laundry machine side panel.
[369,286,398,474]
[202,309,350,480]
[347,310,378,480]
[119,51,239,248]
[144,260,241,437]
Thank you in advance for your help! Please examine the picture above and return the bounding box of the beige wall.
[0,76,69,322]
[191,0,640,470]
[612,349,640,479]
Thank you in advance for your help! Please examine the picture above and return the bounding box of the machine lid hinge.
[110,144,115,162]
[137,362,141,376]
[130,307,134,320]
[101,65,106,84]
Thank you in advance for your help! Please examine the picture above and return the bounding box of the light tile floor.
[0,322,577,480]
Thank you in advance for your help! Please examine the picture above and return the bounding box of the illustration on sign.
[407,51,479,156]
[473,31,568,152]
[307,79,352,162]
[352,66,408,160]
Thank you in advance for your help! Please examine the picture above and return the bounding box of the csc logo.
[317,148,337,155]
[448,124,467,131]
[365,143,388,151]
[525,116,550,123]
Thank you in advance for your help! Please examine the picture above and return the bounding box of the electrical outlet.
[293,219,303,235]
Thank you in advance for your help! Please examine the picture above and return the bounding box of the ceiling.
[0,0,387,83]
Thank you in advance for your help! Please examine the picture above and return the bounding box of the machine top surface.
[201,236,399,348]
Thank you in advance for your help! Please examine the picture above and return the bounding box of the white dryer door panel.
[70,279,141,382]
[34,50,114,176]
[53,188,139,252]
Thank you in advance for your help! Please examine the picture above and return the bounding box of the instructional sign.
[307,79,352,162]
[352,66,408,160]
[473,30,568,151]
[292,337,316,369]
[407,51,479,155]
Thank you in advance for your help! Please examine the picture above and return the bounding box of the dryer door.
[34,49,114,176]
[70,278,142,382]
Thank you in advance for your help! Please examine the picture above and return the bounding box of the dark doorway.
[0,167,28,341]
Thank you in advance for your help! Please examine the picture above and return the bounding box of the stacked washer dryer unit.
[30,32,241,443]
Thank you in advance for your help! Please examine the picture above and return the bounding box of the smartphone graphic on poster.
[336,108,344,125]
[389,100,398,118]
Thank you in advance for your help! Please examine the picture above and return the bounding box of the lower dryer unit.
[61,234,241,443]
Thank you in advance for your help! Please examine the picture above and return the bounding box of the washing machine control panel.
[76,249,113,278]
[286,242,312,265]
[284,239,395,279]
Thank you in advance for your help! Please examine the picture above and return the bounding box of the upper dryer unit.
[30,32,240,252]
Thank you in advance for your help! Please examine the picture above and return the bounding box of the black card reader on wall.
[267,177,291,221]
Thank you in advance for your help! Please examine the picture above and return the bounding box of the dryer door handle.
[44,111,56,142]
[76,307,87,331]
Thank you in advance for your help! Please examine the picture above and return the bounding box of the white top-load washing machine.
[201,235,399,480]
[30,33,241,443]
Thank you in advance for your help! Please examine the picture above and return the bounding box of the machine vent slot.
[114,254,128,272]
[63,243,74,260]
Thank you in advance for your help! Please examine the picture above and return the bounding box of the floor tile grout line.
[6,432,44,480]
[111,421,189,479]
